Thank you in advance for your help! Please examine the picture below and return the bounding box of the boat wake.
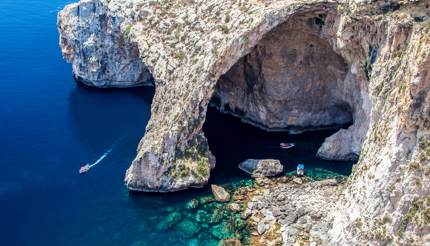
[79,131,136,174]
[88,148,113,168]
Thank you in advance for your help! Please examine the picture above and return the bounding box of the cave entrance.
[203,107,354,184]
[204,10,359,182]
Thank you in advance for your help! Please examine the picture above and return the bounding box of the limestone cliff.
[58,0,153,87]
[58,0,430,244]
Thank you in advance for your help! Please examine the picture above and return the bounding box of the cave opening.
[203,107,354,184]
[203,10,360,183]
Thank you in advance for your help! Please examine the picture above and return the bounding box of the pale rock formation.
[238,159,283,178]
[58,0,153,87]
[211,184,230,202]
[244,178,342,245]
[58,0,430,244]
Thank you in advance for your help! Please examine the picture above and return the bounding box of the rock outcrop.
[58,0,153,87]
[238,159,283,178]
[211,184,230,202]
[59,0,430,244]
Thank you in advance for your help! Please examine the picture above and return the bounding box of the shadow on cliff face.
[211,11,354,132]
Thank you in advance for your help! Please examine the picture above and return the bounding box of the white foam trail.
[89,148,113,168]
[83,130,138,172]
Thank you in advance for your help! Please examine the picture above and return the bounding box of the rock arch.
[60,0,430,244]
[124,4,371,192]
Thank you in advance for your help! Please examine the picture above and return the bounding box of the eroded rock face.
[212,12,353,133]
[57,0,153,87]
[58,0,430,244]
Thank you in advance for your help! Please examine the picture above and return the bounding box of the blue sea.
[0,1,353,245]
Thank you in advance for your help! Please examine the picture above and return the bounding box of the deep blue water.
[0,1,353,245]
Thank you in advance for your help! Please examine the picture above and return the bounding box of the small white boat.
[280,142,295,149]
[79,163,90,174]
[297,164,305,176]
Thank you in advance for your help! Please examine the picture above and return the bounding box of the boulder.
[292,177,303,185]
[211,185,230,202]
[228,203,241,212]
[239,159,283,178]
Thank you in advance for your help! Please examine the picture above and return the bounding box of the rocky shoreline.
[241,177,342,246]
[142,174,345,246]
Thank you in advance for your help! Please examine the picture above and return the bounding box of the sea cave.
[203,10,369,180]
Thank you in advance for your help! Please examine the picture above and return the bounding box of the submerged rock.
[210,208,225,224]
[175,219,202,238]
[210,221,236,240]
[185,199,199,210]
[199,196,215,205]
[238,159,283,178]
[156,211,182,231]
[211,185,230,202]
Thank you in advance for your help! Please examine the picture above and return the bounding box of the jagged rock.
[241,209,252,220]
[218,238,242,246]
[211,185,230,202]
[57,0,152,87]
[238,159,283,178]
[317,129,360,161]
[228,203,241,212]
[257,222,270,235]
[292,178,303,185]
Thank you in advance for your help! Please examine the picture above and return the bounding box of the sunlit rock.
[238,159,283,178]
[211,184,230,202]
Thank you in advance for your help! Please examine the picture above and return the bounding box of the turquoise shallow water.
[0,1,353,245]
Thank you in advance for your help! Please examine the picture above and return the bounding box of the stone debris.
[243,178,341,245]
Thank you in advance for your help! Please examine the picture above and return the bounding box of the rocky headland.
[58,0,430,244]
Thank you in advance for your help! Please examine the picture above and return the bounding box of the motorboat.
[280,142,295,149]
[297,164,305,176]
[79,163,90,174]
